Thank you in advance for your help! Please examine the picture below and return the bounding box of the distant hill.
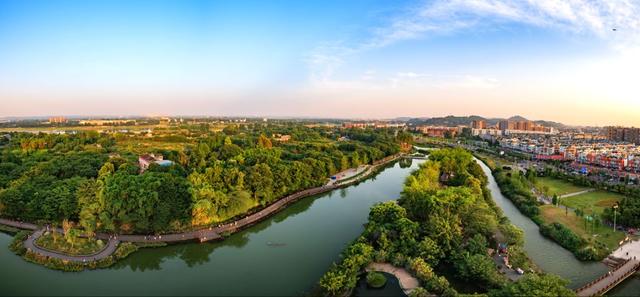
[408,115,567,129]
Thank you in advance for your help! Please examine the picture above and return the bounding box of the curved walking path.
[1,154,403,262]
[366,262,419,296]
[24,229,119,262]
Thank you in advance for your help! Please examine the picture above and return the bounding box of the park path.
[534,188,594,206]
[2,154,403,262]
[24,229,119,262]
[560,189,595,198]
[0,218,39,231]
[366,262,419,296]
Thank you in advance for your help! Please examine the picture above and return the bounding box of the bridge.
[575,258,640,297]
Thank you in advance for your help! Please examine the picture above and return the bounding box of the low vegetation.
[10,232,139,272]
[488,157,618,261]
[366,272,387,288]
[539,206,624,251]
[535,177,588,197]
[561,191,623,215]
[34,231,105,256]
[542,166,640,230]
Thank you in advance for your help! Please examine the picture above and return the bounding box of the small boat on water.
[266,241,287,247]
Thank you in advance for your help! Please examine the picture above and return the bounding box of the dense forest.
[0,124,410,235]
[318,148,574,296]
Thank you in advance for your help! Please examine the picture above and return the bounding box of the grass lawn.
[560,190,625,215]
[539,205,625,250]
[35,232,105,256]
[536,177,589,196]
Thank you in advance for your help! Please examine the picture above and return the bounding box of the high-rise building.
[605,126,640,144]
[48,116,67,124]
[498,120,510,131]
[471,120,486,129]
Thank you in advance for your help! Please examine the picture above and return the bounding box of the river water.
[1,158,637,296]
[476,159,640,296]
[0,160,422,296]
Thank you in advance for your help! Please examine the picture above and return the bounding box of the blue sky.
[1,0,639,126]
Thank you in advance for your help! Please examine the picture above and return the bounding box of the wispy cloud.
[307,0,640,84]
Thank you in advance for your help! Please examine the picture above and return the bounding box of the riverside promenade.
[1,154,402,262]
[24,229,120,262]
[575,258,640,297]
[576,240,640,296]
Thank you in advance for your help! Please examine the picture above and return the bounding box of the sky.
[1,0,639,126]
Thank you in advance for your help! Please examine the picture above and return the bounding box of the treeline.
[318,149,573,296]
[539,223,606,260]
[0,126,407,234]
[493,168,540,219]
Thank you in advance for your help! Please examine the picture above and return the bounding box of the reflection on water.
[399,158,413,169]
[0,160,424,296]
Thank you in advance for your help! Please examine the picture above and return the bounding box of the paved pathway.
[576,259,640,297]
[560,189,595,198]
[611,239,640,260]
[575,240,640,296]
[0,218,39,231]
[2,154,403,262]
[366,262,419,296]
[24,229,119,262]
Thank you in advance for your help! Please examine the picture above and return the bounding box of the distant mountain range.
[406,115,567,129]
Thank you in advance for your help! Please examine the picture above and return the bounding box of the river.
[0,160,422,296]
[476,159,640,296]
[1,158,638,296]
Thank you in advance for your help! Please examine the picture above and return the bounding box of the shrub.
[366,272,387,288]
[9,231,30,256]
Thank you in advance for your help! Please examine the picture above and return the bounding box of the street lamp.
[613,204,619,232]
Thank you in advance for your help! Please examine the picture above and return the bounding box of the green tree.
[257,134,273,149]
[489,274,575,297]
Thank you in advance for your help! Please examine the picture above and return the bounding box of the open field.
[539,205,625,250]
[536,177,589,196]
[560,190,624,215]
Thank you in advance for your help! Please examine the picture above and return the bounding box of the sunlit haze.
[1,0,639,126]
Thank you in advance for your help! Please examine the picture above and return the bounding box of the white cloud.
[307,0,640,84]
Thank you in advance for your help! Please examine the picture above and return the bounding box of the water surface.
[477,159,639,296]
[0,160,422,296]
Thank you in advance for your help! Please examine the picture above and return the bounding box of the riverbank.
[318,149,553,297]
[475,153,613,261]
[1,154,403,271]
[0,157,426,296]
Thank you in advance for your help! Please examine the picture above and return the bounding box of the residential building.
[48,116,68,124]
[471,120,486,129]
[139,154,174,172]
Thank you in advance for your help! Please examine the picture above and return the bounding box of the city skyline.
[1,0,640,126]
